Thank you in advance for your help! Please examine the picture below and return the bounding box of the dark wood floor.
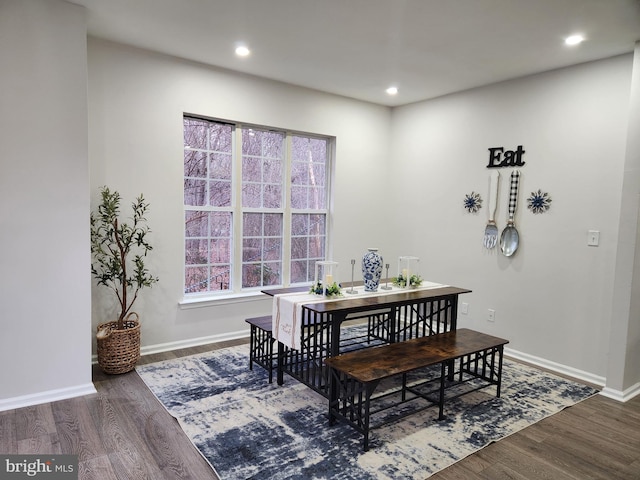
[1,339,639,480]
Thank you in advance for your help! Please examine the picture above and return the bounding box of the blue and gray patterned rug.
[137,333,598,480]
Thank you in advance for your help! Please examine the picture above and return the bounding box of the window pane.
[263,238,282,261]
[210,265,231,291]
[242,156,261,182]
[210,153,231,180]
[264,213,282,237]
[291,162,309,185]
[262,131,284,158]
[185,266,208,293]
[242,183,260,208]
[210,123,232,153]
[310,214,326,234]
[291,214,309,236]
[263,184,282,208]
[242,238,261,262]
[309,186,325,209]
[184,179,206,206]
[185,239,208,265]
[290,260,308,284]
[242,129,261,156]
[291,237,308,259]
[309,236,325,258]
[210,212,231,236]
[243,213,261,236]
[209,238,230,263]
[184,150,206,178]
[263,262,281,286]
[184,118,208,149]
[264,159,282,183]
[209,180,231,207]
[185,211,208,237]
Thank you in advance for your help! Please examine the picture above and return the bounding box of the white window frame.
[181,115,334,306]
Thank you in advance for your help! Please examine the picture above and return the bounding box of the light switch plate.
[588,230,600,246]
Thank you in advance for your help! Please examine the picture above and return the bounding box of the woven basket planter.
[96,312,141,374]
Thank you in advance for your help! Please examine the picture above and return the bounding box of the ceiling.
[71,0,640,106]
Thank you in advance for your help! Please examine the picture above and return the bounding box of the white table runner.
[272,281,447,350]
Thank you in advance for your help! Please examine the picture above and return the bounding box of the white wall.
[608,42,640,396]
[390,55,633,382]
[2,1,637,408]
[87,39,393,350]
[87,39,640,396]
[0,0,95,406]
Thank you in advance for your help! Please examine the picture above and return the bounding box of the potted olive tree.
[90,186,159,374]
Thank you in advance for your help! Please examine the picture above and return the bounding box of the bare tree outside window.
[183,116,331,296]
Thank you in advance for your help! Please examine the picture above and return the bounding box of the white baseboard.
[90,329,251,363]
[140,329,250,356]
[505,347,606,388]
[0,383,97,412]
[600,383,640,402]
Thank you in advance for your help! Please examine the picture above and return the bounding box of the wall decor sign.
[463,191,482,213]
[487,145,526,168]
[527,189,552,214]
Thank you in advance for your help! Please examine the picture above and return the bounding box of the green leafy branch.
[90,186,159,329]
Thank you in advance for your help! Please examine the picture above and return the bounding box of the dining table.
[262,281,471,397]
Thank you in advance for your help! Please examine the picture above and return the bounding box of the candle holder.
[311,261,340,296]
[394,256,421,288]
[346,259,358,294]
[381,263,392,290]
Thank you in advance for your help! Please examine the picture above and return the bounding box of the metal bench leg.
[249,325,255,370]
[438,361,446,420]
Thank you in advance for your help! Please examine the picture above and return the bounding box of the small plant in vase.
[91,186,159,374]
[392,273,423,288]
[310,281,343,297]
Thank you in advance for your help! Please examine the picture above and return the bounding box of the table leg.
[277,341,284,386]
[438,361,446,420]
[496,346,504,398]
[389,306,397,343]
[330,312,348,356]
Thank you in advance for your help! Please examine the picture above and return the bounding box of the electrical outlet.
[488,309,495,322]
[461,302,469,315]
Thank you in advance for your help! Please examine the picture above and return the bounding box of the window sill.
[179,291,269,309]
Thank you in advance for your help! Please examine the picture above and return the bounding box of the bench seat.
[245,315,275,383]
[325,328,509,451]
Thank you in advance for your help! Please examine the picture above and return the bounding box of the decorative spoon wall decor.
[500,169,521,257]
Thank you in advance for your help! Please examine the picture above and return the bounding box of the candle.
[402,269,408,279]
[325,274,333,285]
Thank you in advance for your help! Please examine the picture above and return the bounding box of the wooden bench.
[245,315,275,383]
[324,328,509,451]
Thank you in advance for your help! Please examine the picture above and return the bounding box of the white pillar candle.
[325,274,333,285]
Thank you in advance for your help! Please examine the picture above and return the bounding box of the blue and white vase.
[362,248,383,292]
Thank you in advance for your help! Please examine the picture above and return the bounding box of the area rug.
[137,336,598,480]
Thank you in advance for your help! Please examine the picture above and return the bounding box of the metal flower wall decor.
[527,189,552,214]
[463,191,483,213]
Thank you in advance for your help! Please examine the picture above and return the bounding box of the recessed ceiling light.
[235,45,250,57]
[565,34,585,46]
[386,86,398,95]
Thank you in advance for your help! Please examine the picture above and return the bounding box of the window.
[183,116,331,296]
